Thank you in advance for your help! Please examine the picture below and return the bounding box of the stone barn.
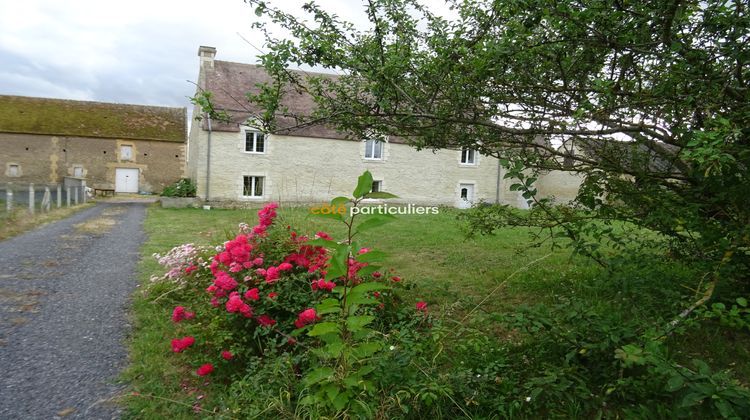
[0,95,187,194]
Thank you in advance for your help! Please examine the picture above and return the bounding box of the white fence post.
[66,187,71,207]
[57,184,62,208]
[28,183,35,215]
[42,187,51,213]
[5,184,12,212]
[74,187,79,205]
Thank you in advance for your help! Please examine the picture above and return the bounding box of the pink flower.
[358,247,371,254]
[416,301,428,312]
[391,276,401,282]
[196,363,214,376]
[253,257,264,266]
[214,271,238,291]
[257,314,277,327]
[185,265,198,274]
[210,297,220,308]
[312,279,336,292]
[226,294,244,313]
[278,262,293,271]
[372,271,382,278]
[244,288,260,301]
[315,231,333,240]
[265,266,280,284]
[298,308,318,324]
[171,336,195,353]
[172,306,187,322]
[267,292,278,299]
[239,303,253,318]
[221,350,233,360]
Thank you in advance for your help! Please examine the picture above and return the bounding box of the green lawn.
[138,205,599,313]
[124,204,750,418]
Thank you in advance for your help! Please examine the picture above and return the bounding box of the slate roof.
[0,95,187,142]
[202,60,359,140]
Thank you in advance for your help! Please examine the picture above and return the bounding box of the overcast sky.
[0,0,400,111]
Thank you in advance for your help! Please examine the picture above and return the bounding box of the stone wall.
[0,133,185,193]
[186,128,562,207]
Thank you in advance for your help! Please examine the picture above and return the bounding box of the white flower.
[389,345,395,351]
[476,374,481,378]
[525,397,531,402]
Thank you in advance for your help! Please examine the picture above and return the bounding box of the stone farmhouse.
[187,46,581,208]
[0,95,187,194]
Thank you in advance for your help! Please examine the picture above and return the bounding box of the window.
[245,131,266,153]
[364,139,383,160]
[73,166,84,177]
[242,176,264,197]
[371,180,382,193]
[460,147,476,165]
[120,145,133,161]
[8,164,19,177]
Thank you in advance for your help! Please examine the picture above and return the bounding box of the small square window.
[364,139,383,160]
[243,176,264,197]
[73,166,84,177]
[372,180,382,192]
[8,164,19,177]
[120,145,133,161]
[460,147,476,165]
[245,131,266,153]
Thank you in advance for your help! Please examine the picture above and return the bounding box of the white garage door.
[115,168,139,193]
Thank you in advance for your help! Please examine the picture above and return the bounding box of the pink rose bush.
[155,202,428,386]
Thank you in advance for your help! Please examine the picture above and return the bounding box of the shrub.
[160,178,197,197]
[150,171,440,417]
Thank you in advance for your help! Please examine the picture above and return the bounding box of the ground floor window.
[372,180,382,192]
[243,176,264,197]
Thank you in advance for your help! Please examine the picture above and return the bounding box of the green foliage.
[244,0,750,306]
[160,178,197,197]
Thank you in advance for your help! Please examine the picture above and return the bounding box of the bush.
[160,178,197,197]
[150,171,442,417]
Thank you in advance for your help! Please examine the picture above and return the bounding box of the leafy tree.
[237,0,749,305]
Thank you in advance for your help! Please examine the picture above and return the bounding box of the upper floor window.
[460,147,477,165]
[243,175,264,198]
[120,145,133,161]
[245,130,266,153]
[73,166,84,177]
[8,164,19,177]
[364,139,383,160]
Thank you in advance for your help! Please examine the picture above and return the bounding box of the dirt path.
[0,202,149,419]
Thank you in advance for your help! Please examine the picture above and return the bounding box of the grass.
[123,205,750,417]
[0,203,94,241]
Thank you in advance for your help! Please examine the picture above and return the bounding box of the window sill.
[458,163,479,167]
[242,151,267,155]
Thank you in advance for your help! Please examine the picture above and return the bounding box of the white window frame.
[460,147,478,165]
[371,180,382,193]
[8,164,20,177]
[364,139,384,160]
[242,175,265,198]
[120,144,134,161]
[73,166,84,177]
[243,128,266,154]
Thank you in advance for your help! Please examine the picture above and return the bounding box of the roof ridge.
[213,60,341,78]
[0,94,185,112]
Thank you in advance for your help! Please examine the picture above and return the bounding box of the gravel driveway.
[0,202,149,419]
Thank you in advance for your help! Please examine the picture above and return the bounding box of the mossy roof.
[0,95,186,142]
